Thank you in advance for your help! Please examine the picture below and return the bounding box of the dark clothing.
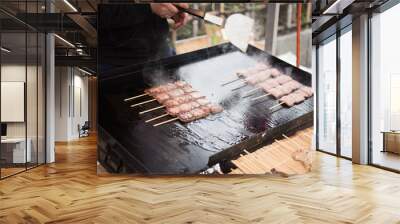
[98,4,172,72]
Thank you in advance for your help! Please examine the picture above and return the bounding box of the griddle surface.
[99,45,313,174]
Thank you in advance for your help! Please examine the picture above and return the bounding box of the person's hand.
[150,3,188,19]
[171,12,190,30]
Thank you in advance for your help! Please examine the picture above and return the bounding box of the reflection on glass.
[318,37,337,154]
[0,1,46,179]
[38,32,46,165]
[27,31,38,169]
[340,29,352,158]
[371,4,400,171]
[1,31,28,177]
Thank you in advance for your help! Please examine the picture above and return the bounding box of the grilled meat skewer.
[236,63,270,78]
[270,88,314,110]
[144,81,190,96]
[251,80,303,101]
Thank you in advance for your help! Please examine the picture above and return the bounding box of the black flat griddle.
[98,43,313,174]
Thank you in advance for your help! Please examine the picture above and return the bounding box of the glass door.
[317,36,337,154]
[0,1,47,179]
[339,27,352,158]
[370,3,400,171]
[1,31,28,178]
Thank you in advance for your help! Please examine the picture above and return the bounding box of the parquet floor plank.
[0,135,400,223]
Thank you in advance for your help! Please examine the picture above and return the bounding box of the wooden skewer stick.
[244,87,261,95]
[221,78,241,86]
[242,87,262,97]
[130,98,157,108]
[251,93,271,101]
[153,117,179,127]
[234,80,246,85]
[145,113,169,123]
[231,83,248,91]
[124,93,148,101]
[269,102,284,110]
[282,134,303,149]
[139,105,166,115]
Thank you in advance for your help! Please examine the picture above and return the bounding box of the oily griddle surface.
[100,49,313,174]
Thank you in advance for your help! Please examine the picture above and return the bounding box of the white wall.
[73,73,89,137]
[54,67,89,141]
[1,63,46,164]
[1,64,25,142]
[1,64,38,138]
[1,65,26,139]
[55,66,69,141]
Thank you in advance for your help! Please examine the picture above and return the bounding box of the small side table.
[381,131,400,154]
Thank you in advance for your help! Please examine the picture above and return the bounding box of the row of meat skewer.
[124,62,313,127]
[224,63,314,109]
[125,81,223,126]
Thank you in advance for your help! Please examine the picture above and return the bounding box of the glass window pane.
[317,37,337,154]
[340,29,352,158]
[1,31,28,177]
[27,30,38,168]
[371,4,400,171]
[1,0,46,179]
[26,0,39,169]
[38,32,46,165]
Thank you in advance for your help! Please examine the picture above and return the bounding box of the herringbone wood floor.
[1,135,400,224]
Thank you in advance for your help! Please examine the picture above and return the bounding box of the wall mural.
[97,3,314,176]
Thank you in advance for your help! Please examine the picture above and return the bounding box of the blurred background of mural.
[171,3,312,71]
